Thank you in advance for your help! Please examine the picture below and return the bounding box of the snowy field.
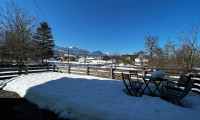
[48,60,141,70]
[1,72,200,120]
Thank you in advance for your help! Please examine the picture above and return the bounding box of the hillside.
[53,46,107,56]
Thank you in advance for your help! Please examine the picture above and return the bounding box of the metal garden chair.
[163,74,195,106]
[164,74,193,93]
[122,71,143,97]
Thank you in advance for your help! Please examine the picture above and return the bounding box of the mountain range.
[53,46,108,56]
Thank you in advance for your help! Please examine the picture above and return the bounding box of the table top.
[140,76,167,81]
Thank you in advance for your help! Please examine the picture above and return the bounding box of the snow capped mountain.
[53,46,107,56]
[105,52,109,56]
[90,51,105,56]
[68,46,90,54]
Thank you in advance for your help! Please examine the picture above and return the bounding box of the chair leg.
[132,89,139,97]
[178,101,184,107]
[127,89,133,96]
[171,100,184,107]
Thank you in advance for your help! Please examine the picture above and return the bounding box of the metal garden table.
[140,76,167,97]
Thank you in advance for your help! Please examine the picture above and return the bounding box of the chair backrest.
[122,73,142,97]
[178,75,192,86]
[122,73,130,79]
[129,70,138,75]
[129,70,139,82]
[122,73,132,88]
[174,79,195,102]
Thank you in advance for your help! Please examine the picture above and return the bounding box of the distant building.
[78,57,91,63]
[121,54,138,63]
[135,58,149,66]
[53,55,62,61]
[60,54,77,61]
[62,56,76,61]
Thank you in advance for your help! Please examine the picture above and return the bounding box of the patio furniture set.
[122,71,195,107]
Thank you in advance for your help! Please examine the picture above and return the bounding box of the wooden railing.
[0,64,53,80]
[0,64,199,95]
[53,64,200,95]
[52,65,146,79]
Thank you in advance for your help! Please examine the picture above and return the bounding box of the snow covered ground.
[1,72,200,120]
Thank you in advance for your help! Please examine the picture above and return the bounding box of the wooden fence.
[53,64,200,95]
[0,64,53,80]
[0,64,199,95]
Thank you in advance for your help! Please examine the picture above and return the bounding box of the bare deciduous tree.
[0,1,37,66]
[110,53,121,69]
[174,24,200,72]
[102,56,110,64]
[139,24,200,73]
[134,50,147,68]
[144,34,159,67]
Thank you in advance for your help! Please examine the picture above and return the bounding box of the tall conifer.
[33,22,55,64]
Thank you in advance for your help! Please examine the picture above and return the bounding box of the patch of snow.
[151,71,167,79]
[2,72,200,120]
[104,52,109,56]
[69,46,73,49]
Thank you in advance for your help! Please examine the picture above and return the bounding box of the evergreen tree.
[33,22,55,64]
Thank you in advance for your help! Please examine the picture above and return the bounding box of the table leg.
[162,82,164,95]
[141,79,153,95]
[152,81,162,96]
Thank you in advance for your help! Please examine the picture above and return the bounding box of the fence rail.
[53,64,200,95]
[1,64,200,95]
[0,64,53,80]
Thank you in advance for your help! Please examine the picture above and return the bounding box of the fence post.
[86,67,89,75]
[110,68,114,79]
[53,64,56,72]
[18,65,22,75]
[68,66,71,74]
[47,64,49,71]
[25,65,28,75]
[143,70,147,77]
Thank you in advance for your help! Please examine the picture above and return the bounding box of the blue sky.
[1,0,200,54]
